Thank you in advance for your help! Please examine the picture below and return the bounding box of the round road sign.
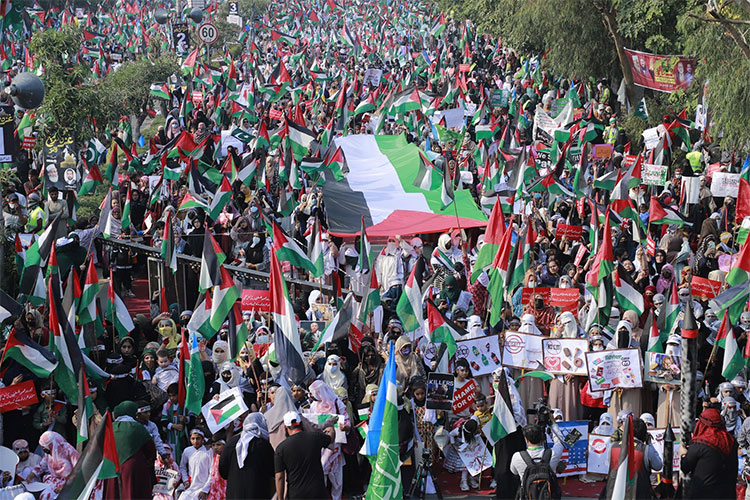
[198,22,218,44]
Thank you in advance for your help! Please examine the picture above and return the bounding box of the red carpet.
[122,277,152,317]
[434,468,603,497]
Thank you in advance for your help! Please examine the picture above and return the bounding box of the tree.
[100,56,180,143]
[29,25,105,144]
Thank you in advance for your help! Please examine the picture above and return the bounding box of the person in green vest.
[604,117,618,144]
[25,192,46,233]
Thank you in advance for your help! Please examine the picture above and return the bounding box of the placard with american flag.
[547,420,588,476]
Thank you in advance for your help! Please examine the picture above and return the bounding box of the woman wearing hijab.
[211,340,229,366]
[606,320,643,420]
[523,294,555,335]
[319,354,347,391]
[680,408,738,499]
[28,431,79,500]
[244,231,269,272]
[219,413,275,499]
[229,216,254,256]
[350,339,383,408]
[104,401,156,500]
[394,335,426,388]
[655,264,675,294]
[309,380,350,500]
[547,312,583,421]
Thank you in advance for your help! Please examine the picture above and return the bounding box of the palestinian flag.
[391,88,423,115]
[78,257,100,325]
[149,83,170,100]
[611,414,636,500]
[440,158,454,209]
[208,176,232,221]
[227,302,249,361]
[186,292,213,339]
[307,219,325,277]
[508,222,534,293]
[430,13,446,36]
[587,210,615,288]
[161,217,177,274]
[270,253,307,385]
[120,183,132,230]
[58,412,119,500]
[209,266,240,331]
[270,29,297,46]
[199,230,226,292]
[613,265,644,315]
[358,216,373,274]
[106,268,135,339]
[681,299,699,339]
[77,364,95,444]
[321,135,486,235]
[425,299,463,358]
[49,274,83,402]
[313,293,355,351]
[710,283,750,327]
[652,280,679,352]
[19,215,62,297]
[482,367,519,445]
[237,156,257,187]
[354,95,376,115]
[487,220,515,326]
[413,150,440,191]
[255,121,270,150]
[178,192,208,211]
[0,328,57,378]
[272,220,320,275]
[649,197,691,226]
[396,264,425,332]
[185,332,205,414]
[78,163,103,197]
[470,198,505,282]
[207,389,245,427]
[357,269,381,326]
[737,156,750,223]
[0,288,22,323]
[324,146,346,181]
[286,119,316,160]
[726,239,750,287]
[715,313,744,380]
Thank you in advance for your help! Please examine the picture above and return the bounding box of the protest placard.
[682,176,701,204]
[0,380,37,413]
[457,438,493,477]
[642,128,661,150]
[711,172,740,197]
[642,163,668,186]
[426,373,454,410]
[690,276,722,300]
[625,48,695,93]
[586,434,611,474]
[520,288,580,308]
[593,144,613,160]
[363,68,383,87]
[303,413,347,443]
[502,331,545,370]
[201,387,248,434]
[153,467,180,496]
[644,352,682,384]
[542,338,589,375]
[554,223,583,240]
[585,348,643,391]
[452,379,477,415]
[241,289,271,311]
[648,428,681,472]
[454,334,502,377]
[547,421,588,476]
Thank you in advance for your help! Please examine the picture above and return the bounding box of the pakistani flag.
[106,269,135,339]
[483,367,519,445]
[425,299,462,358]
[209,266,240,332]
[77,364,94,444]
[58,412,119,500]
[396,264,425,332]
[365,341,402,500]
[185,332,206,414]
[272,221,320,275]
[230,126,254,144]
[634,97,648,121]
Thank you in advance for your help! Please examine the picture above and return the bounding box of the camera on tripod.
[526,398,553,428]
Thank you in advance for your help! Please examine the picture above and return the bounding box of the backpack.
[518,449,561,500]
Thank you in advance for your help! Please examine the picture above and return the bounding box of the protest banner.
[21,136,36,150]
[648,428,681,472]
[452,379,477,415]
[490,88,509,108]
[711,172,740,197]
[542,338,589,375]
[426,373,454,410]
[363,68,383,87]
[623,154,639,168]
[585,348,643,391]
[682,176,701,204]
[241,289,271,311]
[520,288,580,308]
[457,437,493,477]
[0,105,17,162]
[502,331,545,370]
[642,128,661,150]
[586,434,611,474]
[0,380,37,412]
[454,334,502,376]
[624,48,695,93]
[201,387,248,434]
[554,223,583,240]
[43,136,79,192]
[642,163,668,186]
[593,144,613,160]
[644,352,682,384]
[690,276,722,300]
[547,421,588,476]
[153,467,180,496]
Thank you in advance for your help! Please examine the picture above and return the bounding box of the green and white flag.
[483,368,519,445]
[106,269,135,339]
[209,266,240,332]
[185,332,206,415]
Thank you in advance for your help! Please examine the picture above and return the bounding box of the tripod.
[407,449,443,500]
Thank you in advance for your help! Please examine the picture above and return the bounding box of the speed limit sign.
[198,22,218,44]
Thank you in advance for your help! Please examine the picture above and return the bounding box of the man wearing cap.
[179,428,212,500]
[275,410,335,499]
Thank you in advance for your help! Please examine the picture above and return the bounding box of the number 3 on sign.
[198,22,218,44]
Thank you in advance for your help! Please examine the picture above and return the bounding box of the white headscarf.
[558,311,578,338]
[519,313,542,335]
[218,362,240,392]
[593,413,614,436]
[212,340,229,365]
[322,354,347,390]
[236,413,269,468]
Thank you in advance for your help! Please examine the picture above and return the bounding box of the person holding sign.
[605,321,644,420]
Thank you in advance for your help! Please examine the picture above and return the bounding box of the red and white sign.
[191,91,204,105]
[452,379,477,415]
[690,276,722,300]
[268,108,283,120]
[241,289,271,312]
[197,22,218,44]
[0,380,38,413]
[554,223,583,240]
[22,136,36,150]
[521,288,580,308]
